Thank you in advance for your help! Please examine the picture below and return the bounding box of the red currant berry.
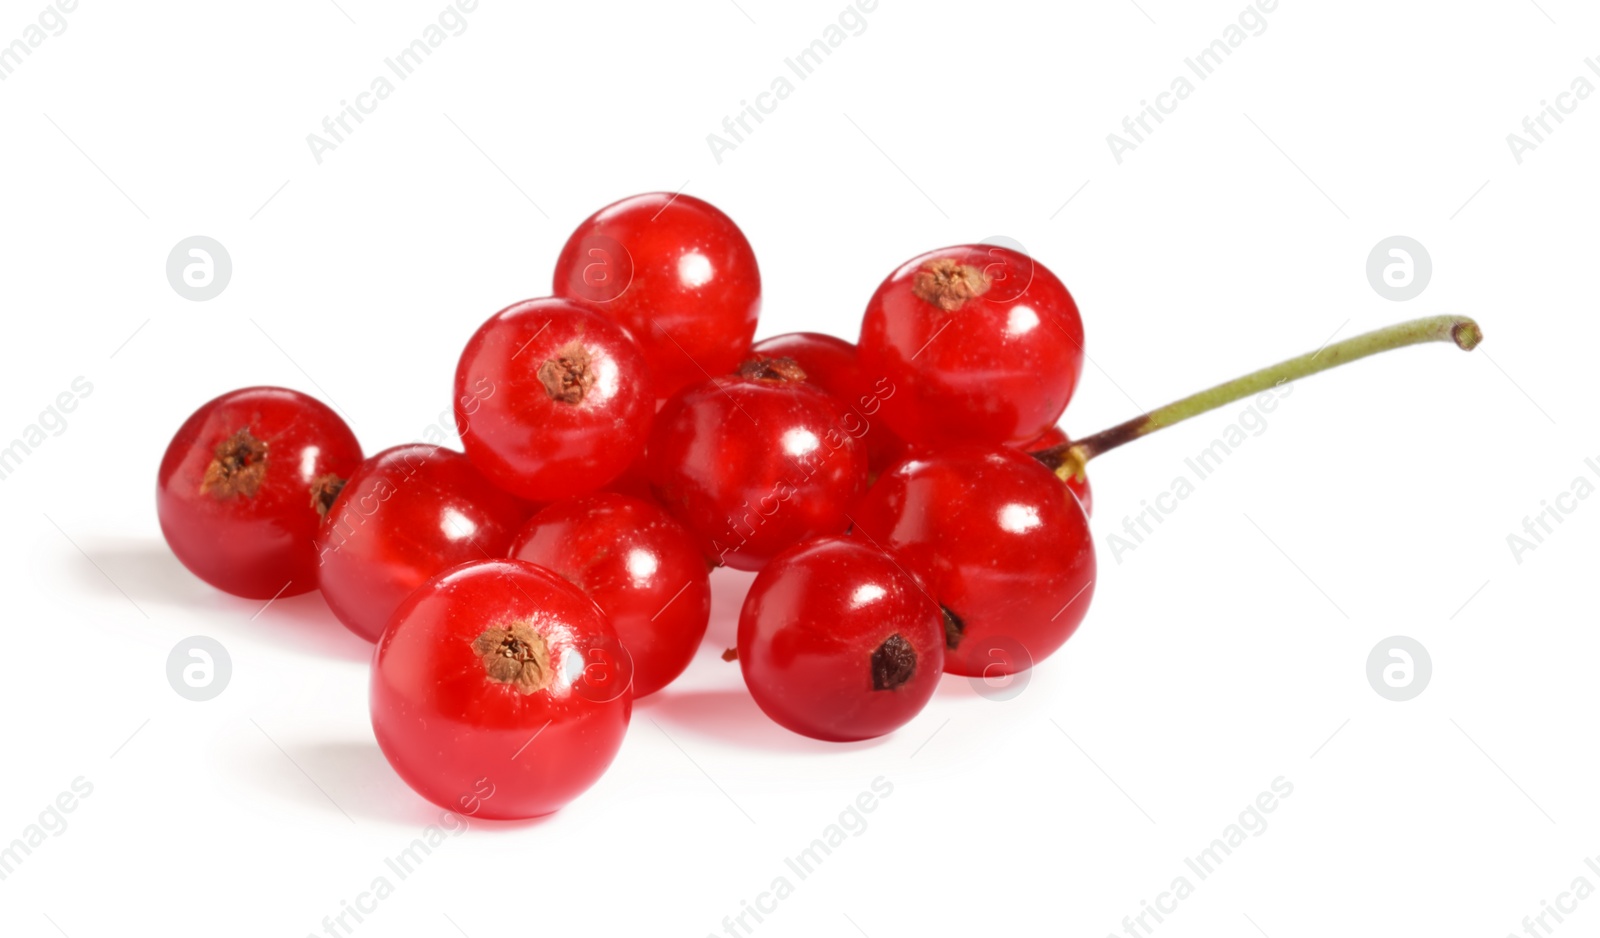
[553,193,761,399]
[157,387,361,599]
[857,245,1084,447]
[372,559,632,819]
[738,536,944,741]
[852,446,1095,677]
[1017,425,1092,516]
[455,297,653,502]
[511,493,711,698]
[749,332,905,474]
[647,358,868,570]
[316,445,528,642]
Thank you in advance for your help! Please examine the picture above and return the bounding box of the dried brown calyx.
[721,647,739,662]
[472,624,552,694]
[201,427,268,499]
[538,343,596,405]
[940,606,965,651]
[737,357,808,383]
[309,474,346,518]
[912,258,991,312]
[870,633,917,691]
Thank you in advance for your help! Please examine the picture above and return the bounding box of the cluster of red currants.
[157,192,1482,820]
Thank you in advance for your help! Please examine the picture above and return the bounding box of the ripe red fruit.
[511,493,711,698]
[455,297,654,503]
[851,446,1095,677]
[738,536,944,742]
[553,193,761,399]
[647,358,868,571]
[1018,425,1093,516]
[316,445,528,642]
[857,244,1084,447]
[372,559,632,819]
[157,387,361,599]
[749,332,904,474]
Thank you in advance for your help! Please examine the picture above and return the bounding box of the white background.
[0,1,1595,936]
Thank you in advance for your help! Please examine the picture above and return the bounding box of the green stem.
[1039,315,1483,482]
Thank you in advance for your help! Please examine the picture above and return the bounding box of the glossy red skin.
[647,373,868,571]
[455,297,653,502]
[857,245,1084,447]
[553,193,761,399]
[1016,425,1093,516]
[316,445,528,642]
[852,446,1096,677]
[601,450,657,503]
[372,559,632,819]
[511,494,711,698]
[157,386,361,599]
[749,332,905,474]
[739,537,944,742]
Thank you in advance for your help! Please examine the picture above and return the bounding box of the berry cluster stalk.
[1039,315,1482,482]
